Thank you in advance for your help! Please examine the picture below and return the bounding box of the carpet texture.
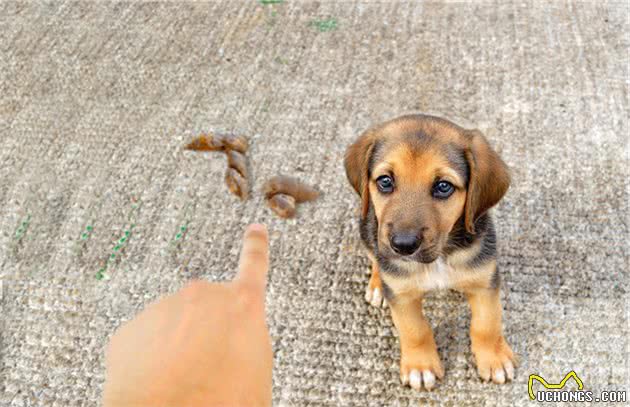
[1,1,628,406]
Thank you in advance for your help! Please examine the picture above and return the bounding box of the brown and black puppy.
[345,114,515,391]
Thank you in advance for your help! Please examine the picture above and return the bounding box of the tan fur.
[343,132,377,218]
[369,144,467,256]
[390,294,445,382]
[445,238,482,265]
[465,287,517,381]
[463,130,510,234]
[367,260,382,293]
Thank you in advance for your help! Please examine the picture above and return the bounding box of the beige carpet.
[1,1,628,406]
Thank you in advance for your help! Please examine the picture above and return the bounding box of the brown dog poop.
[185,132,250,200]
[263,176,319,218]
[225,150,249,200]
[268,194,296,218]
[225,168,249,201]
[185,132,249,153]
[226,150,247,177]
[222,134,248,154]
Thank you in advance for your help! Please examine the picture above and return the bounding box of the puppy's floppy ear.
[464,130,510,234]
[344,131,377,219]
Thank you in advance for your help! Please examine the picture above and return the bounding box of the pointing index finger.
[235,224,269,292]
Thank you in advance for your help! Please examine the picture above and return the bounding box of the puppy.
[344,114,515,391]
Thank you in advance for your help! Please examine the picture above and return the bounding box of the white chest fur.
[393,258,454,291]
[384,257,494,296]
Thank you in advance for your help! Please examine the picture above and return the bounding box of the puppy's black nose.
[390,232,421,255]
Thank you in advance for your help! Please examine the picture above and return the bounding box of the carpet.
[0,1,628,406]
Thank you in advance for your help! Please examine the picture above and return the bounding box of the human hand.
[103,224,272,407]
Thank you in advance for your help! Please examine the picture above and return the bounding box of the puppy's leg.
[389,295,444,390]
[365,258,387,308]
[465,287,516,384]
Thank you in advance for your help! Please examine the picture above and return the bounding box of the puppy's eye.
[433,181,454,199]
[376,175,394,194]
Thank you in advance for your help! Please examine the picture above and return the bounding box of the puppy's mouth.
[400,249,439,264]
[406,251,439,264]
[378,242,439,264]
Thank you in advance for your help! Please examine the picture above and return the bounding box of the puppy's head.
[344,115,510,263]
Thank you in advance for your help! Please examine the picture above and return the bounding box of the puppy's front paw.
[399,343,444,391]
[471,335,516,384]
[365,268,387,308]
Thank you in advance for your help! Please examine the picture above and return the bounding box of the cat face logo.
[528,371,584,400]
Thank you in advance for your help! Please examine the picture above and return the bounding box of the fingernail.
[248,224,267,233]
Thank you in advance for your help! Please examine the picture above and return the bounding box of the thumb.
[234,224,269,294]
